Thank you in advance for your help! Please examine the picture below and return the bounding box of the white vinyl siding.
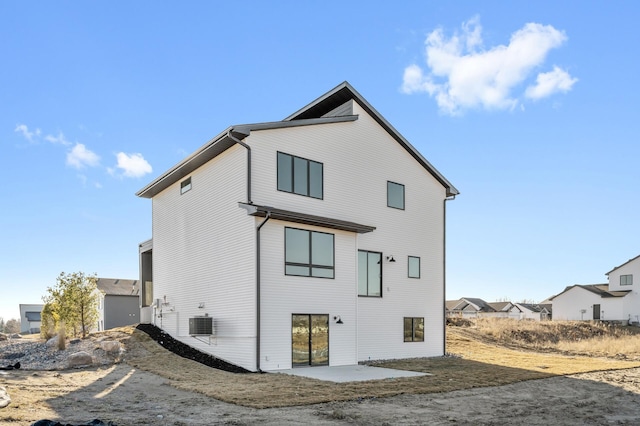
[250,101,446,361]
[606,256,640,322]
[551,287,626,321]
[259,220,358,370]
[152,145,257,371]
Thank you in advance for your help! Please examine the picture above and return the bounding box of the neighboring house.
[515,303,551,321]
[446,298,521,319]
[136,81,458,372]
[550,284,629,321]
[19,304,43,334]
[605,254,640,324]
[95,278,141,331]
[488,301,523,319]
[446,298,497,318]
[551,254,640,323]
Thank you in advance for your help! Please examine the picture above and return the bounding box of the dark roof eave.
[239,203,375,234]
[605,253,640,275]
[135,116,358,199]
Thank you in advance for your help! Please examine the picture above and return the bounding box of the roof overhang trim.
[135,115,358,199]
[239,203,375,234]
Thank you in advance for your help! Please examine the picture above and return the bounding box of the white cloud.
[14,124,41,142]
[402,18,576,114]
[114,152,152,178]
[66,143,100,169]
[525,66,578,100]
[45,132,71,146]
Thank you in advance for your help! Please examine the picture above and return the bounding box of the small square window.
[408,256,420,278]
[403,317,424,342]
[387,181,405,210]
[621,274,633,285]
[180,177,192,194]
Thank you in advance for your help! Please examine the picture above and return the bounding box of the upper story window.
[285,227,334,278]
[408,256,420,278]
[387,181,404,209]
[277,152,323,199]
[358,250,382,297]
[180,177,192,195]
[621,274,633,285]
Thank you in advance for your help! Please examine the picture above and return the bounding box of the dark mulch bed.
[135,323,250,374]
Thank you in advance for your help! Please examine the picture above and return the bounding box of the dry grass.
[454,318,640,359]
[119,323,640,408]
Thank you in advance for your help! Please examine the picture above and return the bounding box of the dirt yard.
[3,364,640,425]
[2,323,640,425]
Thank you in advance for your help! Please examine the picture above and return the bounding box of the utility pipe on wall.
[227,130,252,205]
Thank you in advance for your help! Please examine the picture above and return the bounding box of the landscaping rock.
[0,386,10,408]
[67,351,93,368]
[99,341,121,353]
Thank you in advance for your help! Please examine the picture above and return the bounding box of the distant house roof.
[446,300,464,311]
[96,278,140,296]
[606,254,640,275]
[516,303,551,314]
[446,298,496,313]
[549,284,631,300]
[136,81,458,199]
[25,311,41,322]
[488,301,518,312]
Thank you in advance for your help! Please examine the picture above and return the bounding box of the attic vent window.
[180,177,192,195]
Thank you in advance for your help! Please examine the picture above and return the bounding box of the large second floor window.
[621,274,633,285]
[285,227,334,278]
[278,152,323,199]
[358,250,382,297]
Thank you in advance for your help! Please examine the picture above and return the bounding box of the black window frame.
[358,250,383,297]
[408,256,420,278]
[403,317,424,342]
[284,227,334,279]
[180,177,192,195]
[387,181,405,210]
[277,152,324,199]
[621,274,633,286]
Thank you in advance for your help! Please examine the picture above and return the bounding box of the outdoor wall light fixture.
[333,315,344,324]
[386,255,396,263]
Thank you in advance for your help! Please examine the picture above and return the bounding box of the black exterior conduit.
[255,211,271,372]
[226,129,252,204]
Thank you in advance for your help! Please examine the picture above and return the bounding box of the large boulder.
[67,351,93,368]
[99,341,121,353]
[0,386,10,409]
[45,336,59,347]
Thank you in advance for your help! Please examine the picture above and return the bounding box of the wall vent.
[189,316,213,336]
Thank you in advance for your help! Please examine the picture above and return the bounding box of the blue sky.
[2,1,639,321]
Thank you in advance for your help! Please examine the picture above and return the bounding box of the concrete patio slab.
[268,364,429,383]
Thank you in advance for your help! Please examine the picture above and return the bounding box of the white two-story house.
[551,254,640,322]
[136,82,458,372]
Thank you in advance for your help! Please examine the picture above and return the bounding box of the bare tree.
[43,272,99,339]
[4,319,20,334]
